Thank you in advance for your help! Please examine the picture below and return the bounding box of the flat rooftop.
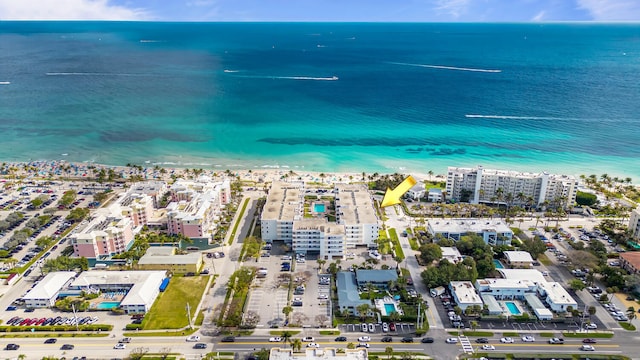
[335,184,377,224]
[429,218,512,234]
[262,182,303,221]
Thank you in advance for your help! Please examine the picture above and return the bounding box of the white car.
[306,342,320,348]
[357,336,371,342]
[269,337,282,342]
[586,323,598,329]
[357,342,370,348]
[521,336,535,342]
[186,335,200,342]
[445,338,458,344]
[481,345,495,350]
[318,294,328,300]
[581,344,596,351]
[302,336,315,342]
[500,337,514,343]
[114,343,127,350]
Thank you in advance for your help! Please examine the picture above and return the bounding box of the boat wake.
[231,74,338,81]
[466,114,569,120]
[223,70,240,73]
[139,40,164,43]
[390,62,501,73]
[0,81,10,85]
[46,72,154,77]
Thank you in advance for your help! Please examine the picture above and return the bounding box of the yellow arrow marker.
[380,175,417,207]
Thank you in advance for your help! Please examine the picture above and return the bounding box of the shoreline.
[0,160,445,185]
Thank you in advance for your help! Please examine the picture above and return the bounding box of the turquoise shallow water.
[1,22,639,178]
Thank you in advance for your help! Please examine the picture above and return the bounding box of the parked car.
[389,322,396,331]
[382,322,389,332]
[368,323,376,332]
[360,323,368,332]
[586,323,598,329]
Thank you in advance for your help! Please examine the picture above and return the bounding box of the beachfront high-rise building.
[127,181,168,208]
[334,184,379,248]
[166,177,231,240]
[446,166,578,209]
[261,182,379,258]
[261,182,304,243]
[629,207,640,240]
[71,214,135,259]
[116,193,154,228]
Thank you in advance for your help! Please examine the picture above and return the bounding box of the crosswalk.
[458,335,474,353]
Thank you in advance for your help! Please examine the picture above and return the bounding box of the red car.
[389,323,396,331]
[582,338,597,344]
[36,318,47,326]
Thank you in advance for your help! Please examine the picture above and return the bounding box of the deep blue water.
[1,22,639,178]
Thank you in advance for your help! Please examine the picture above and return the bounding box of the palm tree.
[626,306,636,324]
[356,304,370,321]
[291,338,302,352]
[316,259,326,272]
[281,331,293,348]
[385,346,394,359]
[282,306,293,321]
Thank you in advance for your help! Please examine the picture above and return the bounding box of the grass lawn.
[144,275,210,330]
[562,331,614,338]
[538,253,552,266]
[388,228,405,261]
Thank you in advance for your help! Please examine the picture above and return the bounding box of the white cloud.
[531,10,545,21]
[0,0,149,20]
[577,0,640,21]
[434,0,470,18]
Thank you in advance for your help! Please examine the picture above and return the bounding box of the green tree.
[588,306,596,316]
[569,279,586,292]
[520,236,547,259]
[356,304,370,321]
[282,306,293,320]
[418,243,442,265]
[576,191,597,206]
[66,207,90,223]
[280,331,293,348]
[316,259,326,272]
[291,338,302,352]
[346,342,356,349]
[385,346,394,360]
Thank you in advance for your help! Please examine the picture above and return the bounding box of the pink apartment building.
[166,178,230,239]
[71,215,135,259]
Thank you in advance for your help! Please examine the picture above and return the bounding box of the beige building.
[137,247,203,274]
[269,348,367,360]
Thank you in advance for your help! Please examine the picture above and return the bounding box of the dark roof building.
[355,269,398,287]
[336,271,370,315]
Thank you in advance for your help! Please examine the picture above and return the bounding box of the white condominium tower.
[446,165,578,209]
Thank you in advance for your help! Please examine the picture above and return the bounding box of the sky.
[0,0,639,22]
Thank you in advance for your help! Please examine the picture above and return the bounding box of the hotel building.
[428,218,513,245]
[446,165,578,209]
[166,177,231,240]
[71,213,135,259]
[334,184,379,248]
[629,207,640,240]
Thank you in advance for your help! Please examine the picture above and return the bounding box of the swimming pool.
[384,303,397,315]
[96,301,121,310]
[313,203,325,212]
[505,301,521,315]
[493,259,505,269]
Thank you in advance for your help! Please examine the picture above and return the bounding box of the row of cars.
[359,321,398,333]
[604,303,630,321]
[6,315,99,327]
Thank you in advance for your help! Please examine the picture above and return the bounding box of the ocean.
[1,22,639,178]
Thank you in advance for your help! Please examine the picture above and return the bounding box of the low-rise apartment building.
[428,218,512,245]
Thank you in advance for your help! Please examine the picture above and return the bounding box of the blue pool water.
[505,302,521,315]
[493,259,505,269]
[96,301,121,310]
[384,303,396,315]
[313,203,325,212]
